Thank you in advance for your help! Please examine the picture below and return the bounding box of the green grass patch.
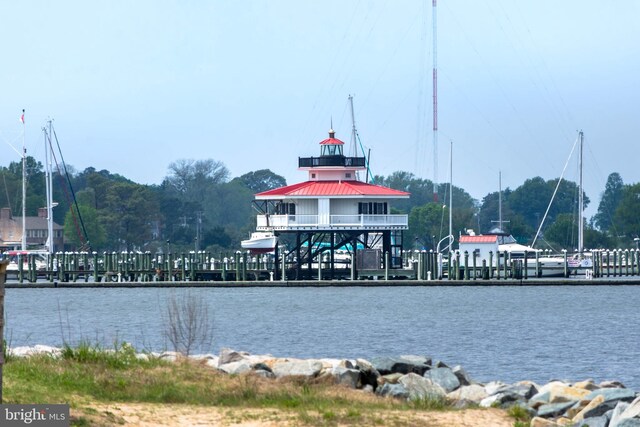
[4,344,500,426]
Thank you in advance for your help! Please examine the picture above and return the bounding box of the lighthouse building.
[251,129,410,279]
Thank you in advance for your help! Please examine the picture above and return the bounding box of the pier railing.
[257,214,408,230]
[2,248,640,284]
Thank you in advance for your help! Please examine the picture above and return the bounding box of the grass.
[3,343,497,426]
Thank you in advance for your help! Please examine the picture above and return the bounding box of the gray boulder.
[398,373,447,400]
[218,360,252,375]
[253,369,275,379]
[447,384,488,404]
[423,367,460,393]
[574,414,611,427]
[271,360,323,378]
[219,348,249,365]
[370,356,430,376]
[616,396,640,425]
[609,401,631,427]
[331,366,361,389]
[496,383,538,400]
[617,420,640,427]
[452,365,474,386]
[536,401,576,418]
[376,383,409,399]
[480,391,525,409]
[583,389,637,419]
[355,358,380,389]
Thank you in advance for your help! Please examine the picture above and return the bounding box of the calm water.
[5,285,640,389]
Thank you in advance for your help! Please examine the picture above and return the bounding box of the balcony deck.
[256,214,408,231]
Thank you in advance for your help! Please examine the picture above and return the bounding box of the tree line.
[0,157,637,254]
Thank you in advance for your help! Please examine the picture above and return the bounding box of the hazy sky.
[1,1,638,219]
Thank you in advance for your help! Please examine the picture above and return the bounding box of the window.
[275,202,296,215]
[311,173,316,179]
[358,202,387,215]
[345,173,352,178]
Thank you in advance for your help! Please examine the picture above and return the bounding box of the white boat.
[5,250,49,272]
[493,231,567,278]
[241,232,277,253]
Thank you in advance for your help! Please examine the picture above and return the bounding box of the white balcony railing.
[257,214,408,230]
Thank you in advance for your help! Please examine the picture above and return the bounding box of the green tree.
[613,183,640,244]
[101,182,160,250]
[593,172,623,233]
[63,205,107,250]
[233,169,286,193]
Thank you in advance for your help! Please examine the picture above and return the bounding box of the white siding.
[330,199,358,215]
[295,200,317,215]
[318,198,330,225]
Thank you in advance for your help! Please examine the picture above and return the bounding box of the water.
[5,285,640,389]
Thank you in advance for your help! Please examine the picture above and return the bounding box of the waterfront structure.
[0,207,64,252]
[250,129,410,279]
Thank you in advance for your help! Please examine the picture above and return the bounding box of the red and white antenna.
[432,0,438,202]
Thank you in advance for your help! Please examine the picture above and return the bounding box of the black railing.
[298,156,366,168]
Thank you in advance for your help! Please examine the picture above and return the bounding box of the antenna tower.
[432,0,438,202]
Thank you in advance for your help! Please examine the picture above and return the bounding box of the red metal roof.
[319,137,345,145]
[459,235,498,243]
[256,180,410,198]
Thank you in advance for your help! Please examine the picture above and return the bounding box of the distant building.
[0,207,64,251]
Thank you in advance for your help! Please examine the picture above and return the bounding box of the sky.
[1,0,639,220]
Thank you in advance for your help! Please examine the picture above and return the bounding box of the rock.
[530,416,559,427]
[218,360,252,375]
[398,373,446,400]
[447,384,488,404]
[452,365,473,386]
[332,366,361,388]
[432,359,449,368]
[574,415,610,427]
[252,362,272,372]
[423,367,460,393]
[370,356,429,376]
[548,384,591,404]
[253,369,275,379]
[573,379,599,391]
[219,348,250,365]
[362,384,374,393]
[271,359,323,378]
[609,401,631,427]
[616,419,640,427]
[11,345,62,358]
[399,355,432,367]
[376,383,409,399]
[581,388,637,418]
[484,381,508,396]
[572,394,606,423]
[379,373,404,385]
[599,381,627,389]
[529,391,552,409]
[618,396,640,423]
[355,359,380,389]
[497,383,538,401]
[537,401,576,418]
[480,392,523,409]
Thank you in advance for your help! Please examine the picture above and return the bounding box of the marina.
[3,247,640,286]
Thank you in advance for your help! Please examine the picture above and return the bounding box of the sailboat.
[567,131,593,272]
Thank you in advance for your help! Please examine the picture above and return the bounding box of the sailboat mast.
[449,140,452,242]
[578,130,584,253]
[432,0,438,202]
[498,171,503,231]
[45,120,55,254]
[21,109,26,251]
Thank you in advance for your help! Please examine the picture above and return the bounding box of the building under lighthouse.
[247,129,410,280]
